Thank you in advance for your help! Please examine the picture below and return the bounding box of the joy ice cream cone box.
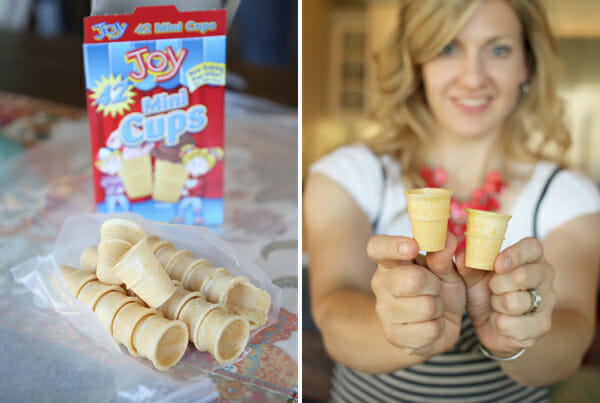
[83,6,225,226]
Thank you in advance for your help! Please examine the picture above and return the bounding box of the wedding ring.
[524,288,541,315]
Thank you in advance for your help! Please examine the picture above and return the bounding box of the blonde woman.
[304,0,600,401]
[172,144,223,224]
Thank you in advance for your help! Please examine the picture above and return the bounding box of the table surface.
[0,91,298,402]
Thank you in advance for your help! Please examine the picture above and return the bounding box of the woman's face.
[421,0,528,140]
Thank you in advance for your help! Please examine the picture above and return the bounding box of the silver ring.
[524,288,541,315]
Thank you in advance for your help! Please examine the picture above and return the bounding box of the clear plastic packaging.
[11,212,281,401]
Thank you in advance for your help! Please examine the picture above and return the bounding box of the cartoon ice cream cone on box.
[170,145,224,225]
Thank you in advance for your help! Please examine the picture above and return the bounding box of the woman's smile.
[452,96,493,113]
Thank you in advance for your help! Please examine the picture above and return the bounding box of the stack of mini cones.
[60,218,270,369]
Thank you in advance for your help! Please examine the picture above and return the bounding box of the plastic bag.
[11,212,282,401]
[90,0,241,30]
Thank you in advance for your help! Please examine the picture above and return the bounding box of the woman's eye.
[492,45,511,56]
[440,43,457,56]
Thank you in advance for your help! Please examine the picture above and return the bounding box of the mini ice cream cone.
[144,236,271,330]
[159,285,204,320]
[131,314,189,371]
[203,273,270,329]
[94,291,141,335]
[165,252,212,283]
[80,246,98,272]
[152,159,189,203]
[151,240,173,255]
[224,280,271,329]
[155,242,178,268]
[178,297,223,351]
[158,284,249,362]
[100,219,146,245]
[113,302,158,356]
[118,154,153,199]
[164,249,194,278]
[465,209,512,271]
[202,272,245,303]
[96,239,131,285]
[111,239,177,308]
[143,235,164,253]
[183,266,228,294]
[60,265,98,298]
[405,188,452,252]
[198,308,250,363]
[78,280,126,311]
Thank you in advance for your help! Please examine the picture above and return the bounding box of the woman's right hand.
[369,233,466,357]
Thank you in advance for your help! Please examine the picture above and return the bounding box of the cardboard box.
[83,6,225,225]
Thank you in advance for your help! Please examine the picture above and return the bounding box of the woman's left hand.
[455,237,556,357]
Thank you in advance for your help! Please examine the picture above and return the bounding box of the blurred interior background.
[0,0,298,108]
[302,0,600,183]
[303,1,600,402]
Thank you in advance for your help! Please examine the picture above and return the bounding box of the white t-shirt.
[310,144,600,246]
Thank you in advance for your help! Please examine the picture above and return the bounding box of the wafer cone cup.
[118,154,153,199]
[100,218,146,244]
[97,239,131,285]
[78,280,126,311]
[94,291,141,335]
[131,314,189,371]
[199,307,250,363]
[143,235,160,250]
[178,297,223,351]
[174,258,212,285]
[159,285,204,320]
[152,159,189,203]
[203,273,270,329]
[222,279,271,329]
[465,209,511,271]
[183,266,227,293]
[152,240,173,255]
[155,243,178,268]
[80,246,98,272]
[112,239,177,308]
[60,265,98,298]
[164,249,195,279]
[113,302,159,356]
[405,188,452,252]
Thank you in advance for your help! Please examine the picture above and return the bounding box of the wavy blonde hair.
[368,0,570,187]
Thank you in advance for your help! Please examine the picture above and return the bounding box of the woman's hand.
[369,233,466,357]
[456,237,556,357]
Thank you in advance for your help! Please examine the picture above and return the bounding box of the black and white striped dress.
[329,313,548,402]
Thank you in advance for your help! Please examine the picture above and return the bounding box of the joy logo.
[92,22,128,41]
[125,46,188,83]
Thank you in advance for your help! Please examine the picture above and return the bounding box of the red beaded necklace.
[420,166,506,251]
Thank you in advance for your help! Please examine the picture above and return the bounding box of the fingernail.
[399,242,410,256]
[503,256,512,270]
[403,348,415,355]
